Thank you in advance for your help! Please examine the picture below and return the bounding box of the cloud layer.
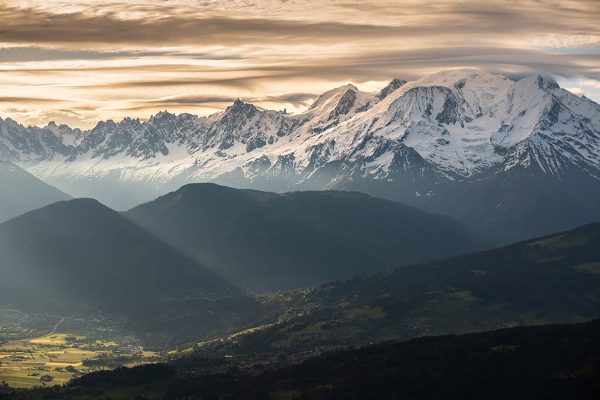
[0,0,599,127]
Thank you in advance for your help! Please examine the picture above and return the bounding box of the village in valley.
[0,307,161,388]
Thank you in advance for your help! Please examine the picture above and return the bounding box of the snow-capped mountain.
[1,69,599,243]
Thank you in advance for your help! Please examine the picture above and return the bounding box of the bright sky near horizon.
[0,0,599,128]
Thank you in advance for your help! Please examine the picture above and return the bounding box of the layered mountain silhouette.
[0,161,70,223]
[125,183,475,291]
[204,223,600,354]
[0,199,242,314]
[1,69,598,244]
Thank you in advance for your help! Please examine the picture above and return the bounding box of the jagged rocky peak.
[224,99,258,115]
[45,121,59,131]
[308,84,359,112]
[535,74,560,90]
[330,87,358,118]
[150,110,175,120]
[1,68,599,205]
[378,78,407,99]
[212,99,262,128]
[45,120,75,130]
[93,119,117,130]
[45,120,70,135]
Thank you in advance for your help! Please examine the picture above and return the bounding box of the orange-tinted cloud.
[0,0,598,128]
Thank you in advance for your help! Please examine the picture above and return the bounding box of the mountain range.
[0,198,263,343]
[2,69,599,244]
[202,223,600,355]
[0,190,598,394]
[5,185,598,351]
[0,185,475,342]
[125,183,475,291]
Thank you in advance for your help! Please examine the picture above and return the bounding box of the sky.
[0,0,599,129]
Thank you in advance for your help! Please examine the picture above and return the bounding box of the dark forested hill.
[204,223,600,355]
[4,319,599,400]
[125,183,476,291]
[0,198,264,343]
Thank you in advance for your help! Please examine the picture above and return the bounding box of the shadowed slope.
[126,183,476,291]
[0,161,70,223]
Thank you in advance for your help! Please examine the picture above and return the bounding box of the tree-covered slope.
[0,198,263,344]
[126,183,476,291]
[4,319,599,399]
[207,223,600,354]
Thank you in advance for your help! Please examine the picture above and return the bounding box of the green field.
[574,261,600,274]
[0,332,161,388]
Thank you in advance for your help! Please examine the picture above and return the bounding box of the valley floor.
[2,319,598,399]
[0,309,162,389]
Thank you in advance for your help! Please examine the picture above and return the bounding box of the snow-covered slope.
[1,69,599,242]
[306,69,600,180]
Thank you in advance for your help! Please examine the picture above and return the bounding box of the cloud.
[0,47,163,62]
[0,96,59,104]
[136,94,237,106]
[0,6,399,47]
[89,75,279,90]
[0,0,599,128]
[250,93,317,105]
[123,92,317,110]
[10,46,598,88]
[566,87,587,97]
[0,1,598,48]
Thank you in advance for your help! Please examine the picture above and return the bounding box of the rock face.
[1,69,600,243]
